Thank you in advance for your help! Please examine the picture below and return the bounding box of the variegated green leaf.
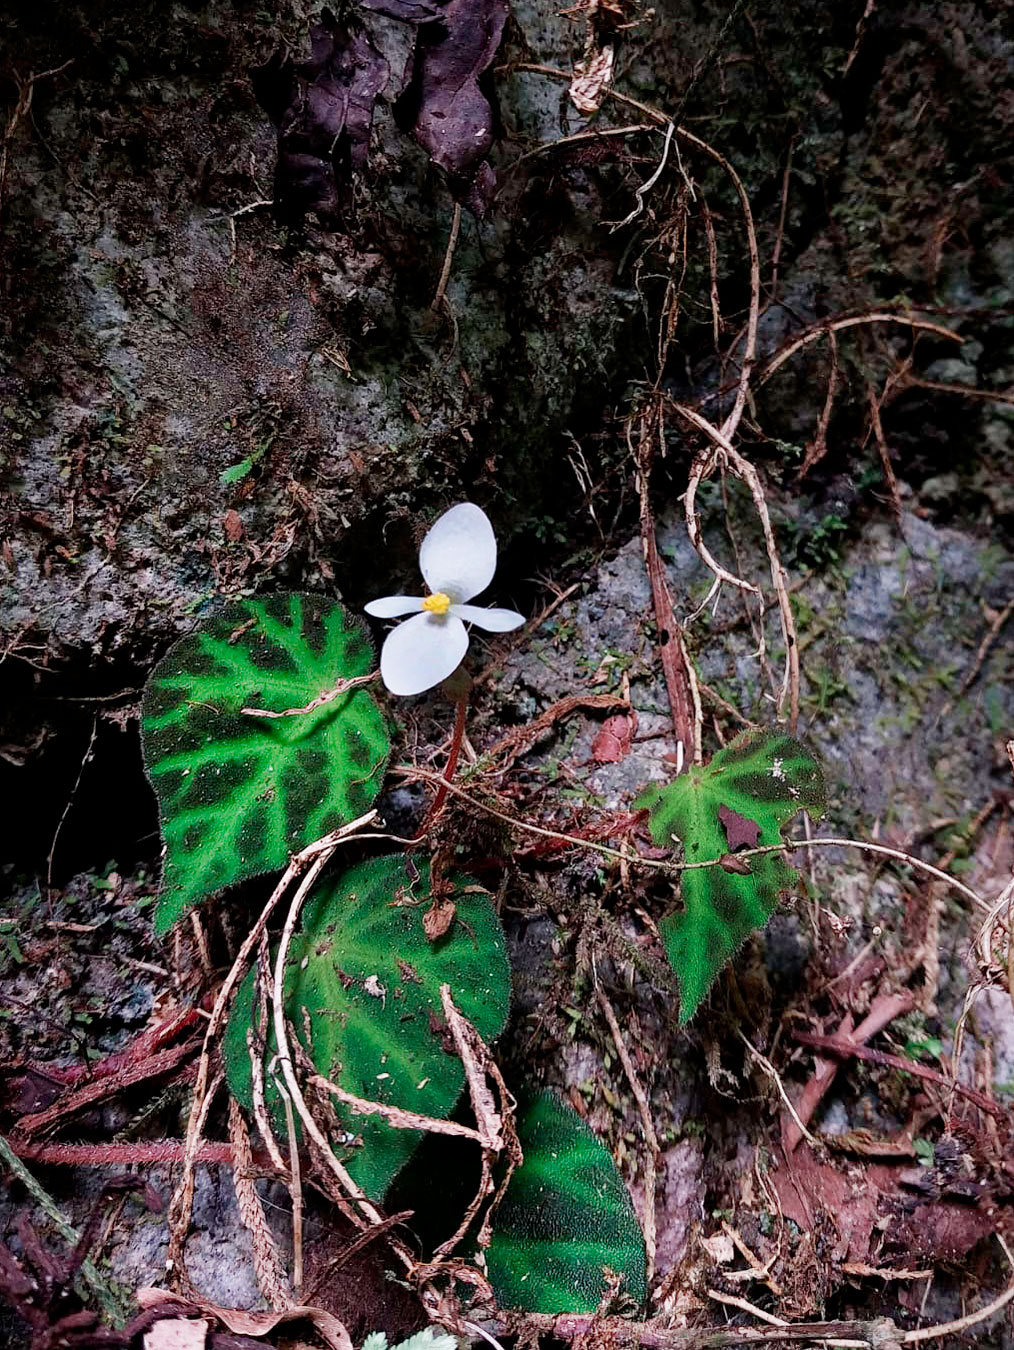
[224,854,511,1201]
[635,730,825,1022]
[486,1090,646,1312]
[141,593,389,934]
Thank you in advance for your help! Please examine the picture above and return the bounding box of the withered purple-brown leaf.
[397,0,509,215]
[359,0,447,19]
[251,8,389,222]
[717,803,761,851]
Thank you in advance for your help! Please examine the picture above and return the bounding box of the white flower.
[365,502,524,696]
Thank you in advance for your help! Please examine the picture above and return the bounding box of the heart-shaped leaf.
[224,854,511,1201]
[141,593,389,934]
[635,730,825,1022]
[486,1090,646,1313]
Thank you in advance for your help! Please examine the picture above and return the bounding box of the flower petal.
[452,604,525,632]
[379,612,469,696]
[365,595,424,619]
[419,502,497,603]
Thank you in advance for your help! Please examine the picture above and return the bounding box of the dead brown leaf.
[423,897,456,941]
[136,1291,353,1350]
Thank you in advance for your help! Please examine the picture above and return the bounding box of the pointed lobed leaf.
[635,731,825,1022]
[486,1090,646,1313]
[141,593,390,934]
[224,854,511,1201]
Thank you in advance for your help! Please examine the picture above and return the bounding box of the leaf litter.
[253,0,507,224]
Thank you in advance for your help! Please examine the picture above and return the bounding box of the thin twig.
[310,1074,490,1142]
[272,1072,304,1297]
[166,812,378,1287]
[596,985,659,1284]
[799,326,839,476]
[758,313,961,385]
[46,715,97,898]
[866,382,904,528]
[738,1030,819,1149]
[395,766,990,908]
[673,405,799,728]
[432,202,462,311]
[241,673,377,718]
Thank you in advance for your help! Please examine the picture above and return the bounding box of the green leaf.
[220,456,254,485]
[141,593,390,934]
[486,1090,646,1313]
[224,854,511,1201]
[635,730,825,1022]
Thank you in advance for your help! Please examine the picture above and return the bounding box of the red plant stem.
[782,990,915,1151]
[10,1008,203,1088]
[4,1138,276,1167]
[15,1044,198,1138]
[790,1031,1000,1116]
[420,693,469,832]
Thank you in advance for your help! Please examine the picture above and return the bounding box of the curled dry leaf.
[591,709,637,763]
[569,42,615,115]
[717,802,761,850]
[251,9,389,222]
[397,0,509,215]
[136,1291,353,1350]
[253,0,507,223]
[423,895,456,940]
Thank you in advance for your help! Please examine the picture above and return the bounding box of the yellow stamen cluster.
[421,591,451,616]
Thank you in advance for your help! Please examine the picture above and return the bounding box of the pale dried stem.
[227,1095,290,1310]
[249,938,289,1176]
[432,202,462,312]
[271,1072,304,1296]
[769,136,794,301]
[166,812,377,1287]
[596,985,659,1286]
[701,196,722,349]
[310,1074,490,1142]
[189,912,213,980]
[758,313,961,385]
[685,448,766,614]
[167,1068,223,1289]
[674,405,799,728]
[866,382,903,528]
[894,373,1014,406]
[738,1030,819,1150]
[936,595,1014,724]
[800,326,839,476]
[270,856,416,1273]
[429,987,510,1263]
[241,673,377,719]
